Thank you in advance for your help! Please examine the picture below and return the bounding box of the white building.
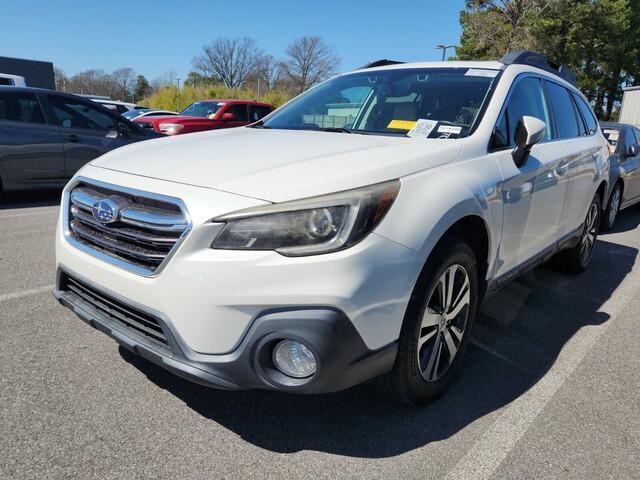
[619,86,640,125]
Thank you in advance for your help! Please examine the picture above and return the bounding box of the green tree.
[133,75,151,101]
[457,0,640,120]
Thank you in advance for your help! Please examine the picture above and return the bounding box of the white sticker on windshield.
[437,125,462,135]
[408,119,438,139]
[465,69,499,78]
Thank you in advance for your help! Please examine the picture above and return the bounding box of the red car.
[134,99,274,135]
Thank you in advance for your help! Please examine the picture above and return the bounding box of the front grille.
[62,274,169,346]
[139,122,154,129]
[67,181,189,275]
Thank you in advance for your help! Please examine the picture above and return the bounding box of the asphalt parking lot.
[1,189,639,480]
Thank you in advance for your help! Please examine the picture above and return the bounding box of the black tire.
[380,239,479,405]
[554,193,601,273]
[601,182,621,231]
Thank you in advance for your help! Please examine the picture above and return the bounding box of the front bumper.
[54,268,397,393]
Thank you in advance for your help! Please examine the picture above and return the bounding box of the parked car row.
[0,86,161,191]
[132,99,273,135]
[51,51,619,404]
[600,122,640,229]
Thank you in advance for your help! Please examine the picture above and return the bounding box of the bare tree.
[54,67,68,91]
[67,69,117,97]
[253,54,284,90]
[283,36,340,93]
[111,67,137,101]
[192,37,263,89]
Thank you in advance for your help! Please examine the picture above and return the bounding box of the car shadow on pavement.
[608,204,640,233]
[119,234,638,459]
[0,188,62,210]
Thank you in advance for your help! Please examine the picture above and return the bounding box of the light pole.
[435,44,457,61]
[176,78,181,111]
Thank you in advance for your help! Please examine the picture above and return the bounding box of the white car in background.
[0,73,27,87]
[86,97,144,114]
[54,51,609,404]
[122,109,179,121]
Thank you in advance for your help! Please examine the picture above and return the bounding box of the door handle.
[66,134,80,143]
[556,161,569,176]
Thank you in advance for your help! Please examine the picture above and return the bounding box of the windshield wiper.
[249,120,272,129]
[320,127,353,134]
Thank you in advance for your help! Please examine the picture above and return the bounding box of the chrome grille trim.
[63,177,192,277]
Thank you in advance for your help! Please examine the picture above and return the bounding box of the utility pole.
[435,44,457,61]
[176,78,181,111]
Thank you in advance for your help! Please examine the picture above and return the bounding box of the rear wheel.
[554,193,601,273]
[601,182,621,231]
[382,240,478,405]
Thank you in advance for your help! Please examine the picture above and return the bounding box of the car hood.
[135,115,212,125]
[91,127,463,202]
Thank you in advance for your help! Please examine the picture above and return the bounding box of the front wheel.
[382,240,479,405]
[554,193,601,273]
[601,183,621,231]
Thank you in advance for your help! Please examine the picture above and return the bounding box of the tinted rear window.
[572,93,598,135]
[545,81,581,139]
[0,92,46,124]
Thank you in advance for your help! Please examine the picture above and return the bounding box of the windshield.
[180,101,223,118]
[602,127,621,147]
[261,68,499,138]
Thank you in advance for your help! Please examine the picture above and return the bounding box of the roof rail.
[500,51,577,87]
[358,59,405,70]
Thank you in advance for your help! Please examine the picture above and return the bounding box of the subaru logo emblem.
[92,198,120,224]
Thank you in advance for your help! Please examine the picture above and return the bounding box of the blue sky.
[3,0,465,81]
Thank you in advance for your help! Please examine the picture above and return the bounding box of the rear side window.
[0,92,46,124]
[0,78,13,86]
[249,105,272,122]
[492,77,552,149]
[544,81,581,139]
[226,104,249,122]
[572,93,598,135]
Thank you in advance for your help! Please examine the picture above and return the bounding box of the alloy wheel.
[581,203,599,262]
[609,187,621,226]
[417,264,471,382]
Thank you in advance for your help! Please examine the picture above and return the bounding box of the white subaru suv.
[54,51,608,404]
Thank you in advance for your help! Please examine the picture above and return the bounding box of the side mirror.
[512,116,546,167]
[221,112,235,121]
[627,144,639,157]
[116,122,130,138]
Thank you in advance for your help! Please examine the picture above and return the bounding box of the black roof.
[500,51,577,86]
[0,85,72,96]
[358,59,405,69]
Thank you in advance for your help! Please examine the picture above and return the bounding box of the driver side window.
[493,77,552,149]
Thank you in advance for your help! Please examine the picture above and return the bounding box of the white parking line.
[446,262,640,480]
[0,285,55,303]
[0,209,59,220]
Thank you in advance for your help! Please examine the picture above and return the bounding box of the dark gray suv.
[0,87,160,193]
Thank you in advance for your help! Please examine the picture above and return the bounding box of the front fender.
[375,159,503,281]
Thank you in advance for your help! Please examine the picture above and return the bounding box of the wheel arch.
[596,179,608,206]
[426,214,491,301]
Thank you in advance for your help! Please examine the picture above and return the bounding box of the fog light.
[272,340,317,378]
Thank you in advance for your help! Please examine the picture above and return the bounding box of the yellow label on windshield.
[387,120,417,130]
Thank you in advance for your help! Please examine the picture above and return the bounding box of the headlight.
[158,123,184,135]
[211,180,400,256]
